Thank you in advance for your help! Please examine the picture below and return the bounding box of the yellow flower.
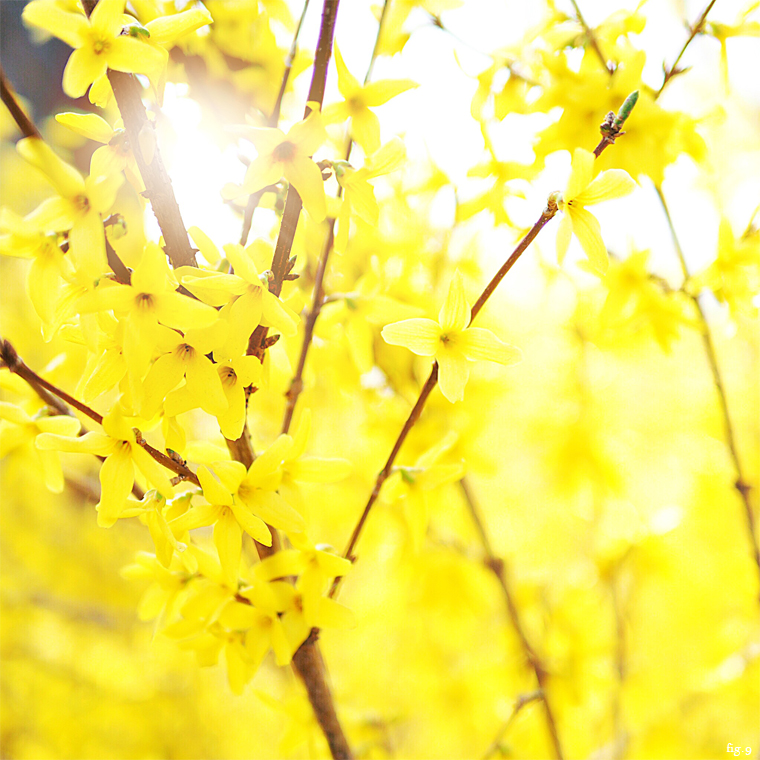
[556,148,636,275]
[222,109,328,222]
[323,44,417,155]
[77,242,219,380]
[36,405,175,527]
[55,111,141,188]
[22,0,165,99]
[0,402,81,493]
[333,137,406,253]
[16,137,122,282]
[180,241,298,358]
[381,271,521,403]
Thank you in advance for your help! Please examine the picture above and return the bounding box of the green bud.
[614,90,639,129]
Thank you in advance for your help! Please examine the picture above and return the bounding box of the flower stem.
[654,184,760,600]
[569,0,613,74]
[657,0,718,97]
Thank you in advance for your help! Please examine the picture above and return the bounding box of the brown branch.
[0,64,42,139]
[654,185,760,601]
[79,0,196,269]
[0,338,200,487]
[281,0,391,435]
[248,0,340,359]
[482,690,543,760]
[330,98,637,597]
[239,0,312,247]
[569,0,613,74]
[461,478,564,759]
[656,0,718,97]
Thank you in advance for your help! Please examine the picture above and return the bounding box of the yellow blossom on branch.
[36,405,175,527]
[15,137,122,282]
[382,271,521,403]
[22,0,165,99]
[323,44,417,154]
[222,108,328,222]
[556,148,636,275]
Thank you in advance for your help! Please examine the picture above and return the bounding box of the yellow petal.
[239,155,282,196]
[565,148,595,200]
[69,210,107,282]
[457,327,522,365]
[17,138,84,198]
[575,169,636,206]
[56,112,114,144]
[144,6,213,45]
[131,444,175,498]
[569,206,608,274]
[381,318,440,355]
[436,351,470,403]
[438,271,471,332]
[285,154,326,222]
[154,290,218,330]
[364,136,406,177]
[350,107,381,155]
[332,43,361,99]
[63,47,106,98]
[22,1,87,48]
[250,490,305,534]
[214,508,242,589]
[89,0,124,35]
[286,110,327,155]
[555,211,573,265]
[361,78,418,107]
[198,465,233,506]
[97,444,134,527]
[188,226,220,264]
[230,502,272,545]
[317,597,356,628]
[106,36,166,75]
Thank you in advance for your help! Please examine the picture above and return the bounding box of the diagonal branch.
[460,478,564,760]
[654,184,760,601]
[657,0,719,97]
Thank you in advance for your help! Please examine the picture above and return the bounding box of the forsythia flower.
[36,405,175,527]
[323,44,417,155]
[16,138,122,282]
[22,0,165,99]
[333,137,406,253]
[222,108,328,222]
[556,148,636,274]
[382,271,521,403]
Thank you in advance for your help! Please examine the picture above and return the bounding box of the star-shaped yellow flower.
[556,148,636,274]
[22,0,165,99]
[323,44,417,154]
[222,108,327,222]
[381,271,521,403]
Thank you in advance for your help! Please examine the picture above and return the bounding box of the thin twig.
[329,97,636,597]
[569,0,613,73]
[656,0,719,97]
[281,0,391,435]
[247,0,341,360]
[461,478,564,760]
[654,184,760,600]
[482,691,544,759]
[0,65,42,139]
